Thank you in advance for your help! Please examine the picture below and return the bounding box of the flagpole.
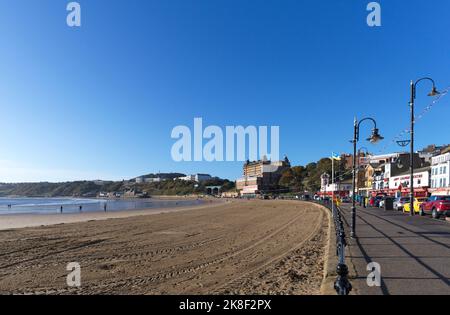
[332,154,335,214]
[330,152,335,217]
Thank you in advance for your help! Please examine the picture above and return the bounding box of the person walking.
[104,203,107,212]
[60,206,63,213]
[79,205,82,212]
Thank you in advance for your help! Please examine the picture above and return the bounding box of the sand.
[0,200,328,295]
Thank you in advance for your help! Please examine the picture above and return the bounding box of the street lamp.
[408,78,440,217]
[351,118,384,238]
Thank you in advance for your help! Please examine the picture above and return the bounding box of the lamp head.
[428,86,440,97]
[367,128,384,144]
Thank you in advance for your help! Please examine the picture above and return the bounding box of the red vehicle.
[419,195,450,219]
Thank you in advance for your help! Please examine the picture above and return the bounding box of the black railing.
[315,200,352,295]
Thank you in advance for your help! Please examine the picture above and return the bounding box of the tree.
[279,169,294,187]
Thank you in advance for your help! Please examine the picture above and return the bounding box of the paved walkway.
[339,204,450,295]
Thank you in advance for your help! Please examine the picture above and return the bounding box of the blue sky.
[0,0,449,182]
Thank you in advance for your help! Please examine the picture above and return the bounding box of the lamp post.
[351,118,384,238]
[408,78,440,216]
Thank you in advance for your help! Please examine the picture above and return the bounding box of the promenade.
[339,204,450,295]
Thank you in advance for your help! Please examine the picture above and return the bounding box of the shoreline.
[0,198,226,231]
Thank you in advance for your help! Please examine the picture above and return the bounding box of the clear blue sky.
[0,0,449,182]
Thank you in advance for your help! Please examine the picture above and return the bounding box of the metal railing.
[315,199,352,295]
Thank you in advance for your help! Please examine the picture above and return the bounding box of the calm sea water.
[0,197,203,215]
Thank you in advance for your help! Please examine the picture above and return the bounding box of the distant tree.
[279,169,294,187]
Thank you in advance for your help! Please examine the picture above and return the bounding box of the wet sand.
[0,200,328,295]
[0,199,222,230]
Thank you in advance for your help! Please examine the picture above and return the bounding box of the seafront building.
[388,166,431,198]
[236,156,291,196]
[357,152,426,197]
[319,173,352,197]
[357,147,450,198]
[430,152,450,195]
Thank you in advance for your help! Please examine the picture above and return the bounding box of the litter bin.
[384,197,394,211]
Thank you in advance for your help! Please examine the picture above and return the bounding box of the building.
[430,153,450,195]
[135,176,145,184]
[388,166,431,198]
[358,164,375,197]
[363,153,425,197]
[177,174,212,182]
[341,154,354,170]
[319,173,352,197]
[236,156,291,195]
[145,177,162,183]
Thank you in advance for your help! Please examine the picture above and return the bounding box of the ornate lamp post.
[408,78,440,216]
[351,118,384,238]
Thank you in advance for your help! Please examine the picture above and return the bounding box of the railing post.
[333,204,352,295]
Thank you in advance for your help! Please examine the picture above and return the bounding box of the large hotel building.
[236,156,291,195]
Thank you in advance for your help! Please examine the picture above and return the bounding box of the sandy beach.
[0,200,329,295]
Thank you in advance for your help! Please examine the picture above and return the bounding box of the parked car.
[393,197,410,211]
[420,195,450,219]
[302,195,311,201]
[341,196,351,203]
[374,195,385,208]
[403,197,427,214]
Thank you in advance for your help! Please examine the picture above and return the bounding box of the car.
[420,195,450,219]
[341,196,351,203]
[403,197,427,214]
[374,196,385,208]
[393,197,410,211]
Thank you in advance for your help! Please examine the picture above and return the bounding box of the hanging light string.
[376,85,450,154]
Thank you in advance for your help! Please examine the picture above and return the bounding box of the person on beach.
[79,205,82,212]
[60,206,63,213]
[104,203,107,212]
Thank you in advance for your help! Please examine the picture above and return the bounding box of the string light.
[376,85,450,154]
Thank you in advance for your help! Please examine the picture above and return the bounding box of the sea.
[0,197,203,215]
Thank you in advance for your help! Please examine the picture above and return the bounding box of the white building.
[430,153,450,194]
[177,174,212,183]
[145,177,162,183]
[388,167,430,198]
[320,174,352,196]
[135,177,145,184]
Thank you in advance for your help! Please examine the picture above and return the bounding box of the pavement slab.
[339,204,450,295]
